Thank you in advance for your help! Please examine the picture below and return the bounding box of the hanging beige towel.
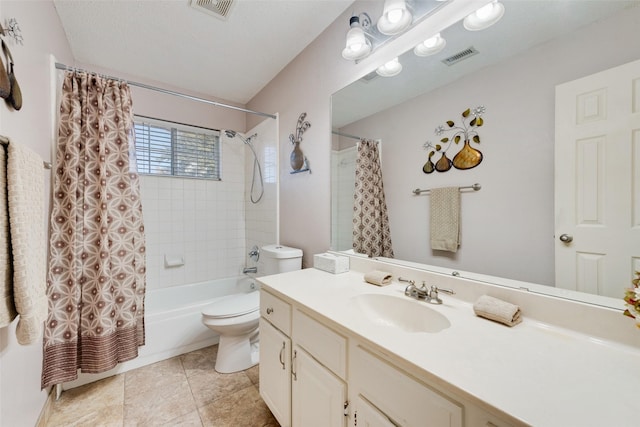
[0,144,17,327]
[7,140,47,344]
[473,295,522,327]
[364,270,392,286]
[430,187,460,252]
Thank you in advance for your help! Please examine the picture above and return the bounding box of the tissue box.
[313,253,349,274]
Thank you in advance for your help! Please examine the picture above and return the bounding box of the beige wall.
[0,2,73,426]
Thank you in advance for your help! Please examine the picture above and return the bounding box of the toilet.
[201,244,303,373]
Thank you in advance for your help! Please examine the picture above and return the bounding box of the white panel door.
[259,318,291,427]
[291,346,346,427]
[555,58,640,296]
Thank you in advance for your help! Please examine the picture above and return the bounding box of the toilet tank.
[259,244,303,276]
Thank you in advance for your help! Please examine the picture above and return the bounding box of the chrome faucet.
[243,267,257,274]
[401,279,455,304]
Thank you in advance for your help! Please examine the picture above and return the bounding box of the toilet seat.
[202,292,259,319]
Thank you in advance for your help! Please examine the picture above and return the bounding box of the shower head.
[225,130,257,145]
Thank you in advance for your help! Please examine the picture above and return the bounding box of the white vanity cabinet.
[260,285,516,427]
[259,291,292,427]
[260,289,348,427]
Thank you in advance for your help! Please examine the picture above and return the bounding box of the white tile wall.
[141,142,248,290]
[331,147,356,251]
[244,120,278,268]
[140,124,279,291]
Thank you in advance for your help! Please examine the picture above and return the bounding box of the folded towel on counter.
[473,295,522,327]
[430,187,460,253]
[364,270,392,286]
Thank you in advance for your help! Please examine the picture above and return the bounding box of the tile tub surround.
[258,264,640,427]
[43,346,279,427]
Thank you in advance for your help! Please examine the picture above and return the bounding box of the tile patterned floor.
[44,345,280,427]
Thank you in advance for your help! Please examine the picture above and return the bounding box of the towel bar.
[0,135,52,169]
[413,183,481,195]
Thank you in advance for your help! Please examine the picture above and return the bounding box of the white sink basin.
[351,294,451,333]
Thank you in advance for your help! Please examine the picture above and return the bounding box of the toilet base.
[215,331,260,374]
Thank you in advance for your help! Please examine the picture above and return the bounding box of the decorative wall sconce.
[289,112,311,174]
[0,18,23,45]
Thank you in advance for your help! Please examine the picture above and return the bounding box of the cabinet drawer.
[261,290,291,335]
[292,309,347,380]
[352,345,462,427]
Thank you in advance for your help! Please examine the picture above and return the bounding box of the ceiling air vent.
[190,0,236,20]
[442,46,479,66]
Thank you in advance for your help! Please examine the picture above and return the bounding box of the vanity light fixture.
[377,0,413,35]
[414,32,446,57]
[376,57,402,77]
[463,0,505,31]
[341,14,373,61]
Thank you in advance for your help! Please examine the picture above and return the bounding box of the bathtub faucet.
[243,267,257,274]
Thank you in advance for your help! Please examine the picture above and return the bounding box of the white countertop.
[258,268,640,427]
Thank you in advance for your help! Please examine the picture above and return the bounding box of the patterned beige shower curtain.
[41,72,146,389]
[352,139,394,258]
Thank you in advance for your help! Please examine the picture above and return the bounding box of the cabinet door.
[352,345,462,427]
[292,345,346,427]
[259,318,291,427]
[354,395,396,427]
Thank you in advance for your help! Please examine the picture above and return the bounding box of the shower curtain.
[41,72,146,389]
[352,139,394,258]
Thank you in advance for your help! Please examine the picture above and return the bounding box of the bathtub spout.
[243,267,257,274]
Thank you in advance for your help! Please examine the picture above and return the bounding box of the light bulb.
[387,8,403,24]
[463,1,505,31]
[342,16,371,61]
[476,2,495,20]
[424,33,440,48]
[377,0,412,35]
[376,58,402,77]
[413,33,446,57]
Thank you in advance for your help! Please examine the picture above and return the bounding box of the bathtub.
[64,276,257,389]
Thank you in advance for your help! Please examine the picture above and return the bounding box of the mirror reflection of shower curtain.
[352,139,394,258]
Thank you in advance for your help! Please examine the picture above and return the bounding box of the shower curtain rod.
[55,62,277,120]
[0,135,52,169]
[332,130,378,142]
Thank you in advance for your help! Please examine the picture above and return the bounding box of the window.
[133,116,221,180]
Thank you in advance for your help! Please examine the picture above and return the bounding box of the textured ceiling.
[54,0,354,104]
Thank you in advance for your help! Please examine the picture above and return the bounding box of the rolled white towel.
[473,295,522,327]
[364,270,392,286]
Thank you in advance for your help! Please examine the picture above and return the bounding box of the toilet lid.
[202,292,259,318]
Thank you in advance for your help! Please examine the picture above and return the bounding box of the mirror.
[331,0,640,309]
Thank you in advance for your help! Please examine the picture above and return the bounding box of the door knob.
[559,234,573,243]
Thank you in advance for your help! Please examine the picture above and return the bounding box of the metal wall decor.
[289,112,311,174]
[0,18,23,111]
[422,105,485,174]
